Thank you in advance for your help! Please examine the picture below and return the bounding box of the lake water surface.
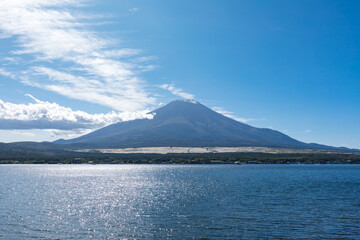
[0,164,359,239]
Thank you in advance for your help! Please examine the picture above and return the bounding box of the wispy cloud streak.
[212,106,264,123]
[0,0,155,111]
[160,84,194,99]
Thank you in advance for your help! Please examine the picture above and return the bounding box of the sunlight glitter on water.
[1,164,360,239]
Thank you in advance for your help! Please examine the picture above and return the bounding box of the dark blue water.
[0,164,359,239]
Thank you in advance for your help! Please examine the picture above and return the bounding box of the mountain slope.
[56,100,314,149]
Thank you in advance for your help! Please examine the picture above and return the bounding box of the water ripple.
[0,164,360,239]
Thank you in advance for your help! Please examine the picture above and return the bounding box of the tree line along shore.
[1,152,360,164]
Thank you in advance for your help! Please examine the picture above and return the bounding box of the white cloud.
[2,57,18,64]
[46,129,93,138]
[212,106,264,123]
[305,129,312,133]
[0,0,155,111]
[129,8,139,13]
[11,130,36,137]
[160,84,194,99]
[0,68,16,79]
[0,95,154,130]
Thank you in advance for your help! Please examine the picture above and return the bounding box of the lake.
[0,164,359,239]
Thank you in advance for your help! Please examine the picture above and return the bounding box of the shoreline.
[1,151,360,164]
[76,146,355,155]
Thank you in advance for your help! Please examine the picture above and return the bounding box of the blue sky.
[0,0,359,148]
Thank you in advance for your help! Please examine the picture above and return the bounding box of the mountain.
[0,142,54,157]
[56,99,328,149]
